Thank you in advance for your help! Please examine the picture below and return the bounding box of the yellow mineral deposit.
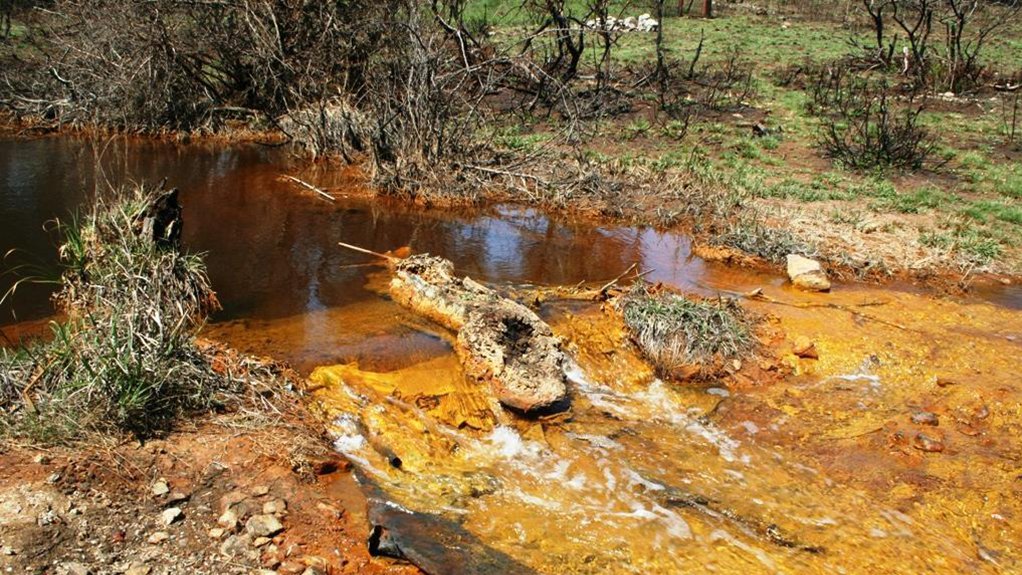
[311,271,1022,574]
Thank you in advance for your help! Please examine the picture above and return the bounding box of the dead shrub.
[810,72,936,171]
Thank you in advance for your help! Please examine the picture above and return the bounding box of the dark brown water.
[0,135,783,368]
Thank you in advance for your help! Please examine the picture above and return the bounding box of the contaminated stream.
[2,136,1021,574]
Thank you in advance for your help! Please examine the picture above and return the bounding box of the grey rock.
[220,534,257,560]
[165,491,189,505]
[245,514,284,538]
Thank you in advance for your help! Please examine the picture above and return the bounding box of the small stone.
[125,563,152,575]
[1,545,16,556]
[911,411,939,426]
[246,514,284,537]
[263,499,288,516]
[301,556,329,570]
[253,536,272,547]
[936,376,958,387]
[60,562,91,575]
[220,534,257,560]
[316,502,343,519]
[786,254,831,292]
[219,491,248,513]
[278,561,307,575]
[161,507,183,525]
[37,510,58,525]
[253,571,278,575]
[166,491,189,505]
[151,479,170,497]
[251,485,271,497]
[912,432,945,453]
[208,527,226,539]
[218,508,240,530]
[32,454,51,465]
[46,472,61,484]
[147,531,170,545]
[792,336,818,359]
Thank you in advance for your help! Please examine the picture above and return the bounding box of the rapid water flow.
[3,135,1021,573]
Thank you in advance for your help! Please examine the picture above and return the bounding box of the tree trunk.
[703,0,713,18]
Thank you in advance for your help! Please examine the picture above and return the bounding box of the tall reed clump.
[620,283,754,379]
[0,185,240,442]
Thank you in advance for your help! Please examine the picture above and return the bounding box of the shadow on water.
[360,475,539,575]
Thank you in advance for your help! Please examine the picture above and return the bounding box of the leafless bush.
[654,44,756,115]
[858,0,1022,93]
[815,76,936,170]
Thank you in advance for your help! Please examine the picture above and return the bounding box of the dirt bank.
[0,412,421,575]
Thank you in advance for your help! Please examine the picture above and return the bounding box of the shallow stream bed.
[2,136,1021,574]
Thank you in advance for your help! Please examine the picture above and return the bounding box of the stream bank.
[1,135,1021,573]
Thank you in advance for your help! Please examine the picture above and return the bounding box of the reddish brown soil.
[0,416,422,575]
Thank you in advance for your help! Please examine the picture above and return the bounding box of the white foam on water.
[624,468,666,492]
[331,415,367,453]
[484,425,545,461]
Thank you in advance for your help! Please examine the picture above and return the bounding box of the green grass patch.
[620,284,754,377]
[920,224,1003,265]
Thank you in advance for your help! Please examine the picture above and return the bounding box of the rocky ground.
[0,417,421,575]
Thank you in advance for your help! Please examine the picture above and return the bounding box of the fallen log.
[385,254,570,414]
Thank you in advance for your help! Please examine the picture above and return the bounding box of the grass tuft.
[620,284,754,379]
[0,185,262,443]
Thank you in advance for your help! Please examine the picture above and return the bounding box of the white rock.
[161,507,183,525]
[786,254,831,292]
[151,479,170,497]
[217,507,240,530]
[262,499,287,516]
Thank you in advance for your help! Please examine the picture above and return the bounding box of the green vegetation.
[0,186,278,443]
[620,284,754,377]
[3,1,1022,273]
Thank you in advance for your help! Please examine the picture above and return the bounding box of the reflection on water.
[1,135,777,370]
[3,135,1022,574]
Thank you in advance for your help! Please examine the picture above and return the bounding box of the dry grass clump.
[0,185,279,443]
[619,283,755,379]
